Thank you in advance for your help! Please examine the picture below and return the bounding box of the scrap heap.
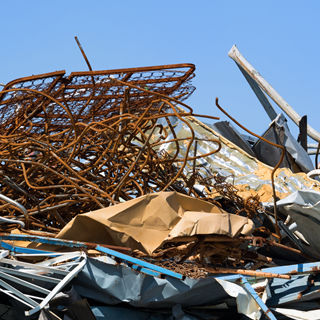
[0,57,320,320]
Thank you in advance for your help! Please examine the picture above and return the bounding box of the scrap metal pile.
[1,48,320,319]
[0,64,223,232]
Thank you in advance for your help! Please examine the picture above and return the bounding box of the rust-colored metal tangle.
[0,64,225,233]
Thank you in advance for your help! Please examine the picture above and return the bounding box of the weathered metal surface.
[229,44,320,142]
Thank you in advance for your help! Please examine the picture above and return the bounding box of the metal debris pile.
[0,64,224,232]
[1,46,320,319]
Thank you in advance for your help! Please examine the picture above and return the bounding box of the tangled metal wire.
[0,64,222,233]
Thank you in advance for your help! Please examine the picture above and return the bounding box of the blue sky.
[1,1,319,147]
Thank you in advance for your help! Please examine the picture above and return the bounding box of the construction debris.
[0,45,320,319]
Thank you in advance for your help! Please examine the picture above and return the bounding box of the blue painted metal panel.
[130,265,161,278]
[0,241,59,256]
[0,233,90,249]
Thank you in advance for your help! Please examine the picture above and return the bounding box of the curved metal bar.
[0,194,28,228]
[0,216,25,228]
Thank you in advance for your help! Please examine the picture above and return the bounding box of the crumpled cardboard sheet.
[163,109,320,202]
[57,191,254,255]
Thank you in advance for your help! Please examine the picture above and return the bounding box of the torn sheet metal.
[73,257,280,320]
[277,190,320,257]
[57,191,254,255]
[215,278,263,320]
[162,109,320,202]
[205,121,255,157]
[252,114,314,173]
[267,274,320,306]
[71,256,231,309]
[267,274,320,307]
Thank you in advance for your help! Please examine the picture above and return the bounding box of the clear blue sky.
[1,1,319,147]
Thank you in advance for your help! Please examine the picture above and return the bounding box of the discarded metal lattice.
[0,64,224,232]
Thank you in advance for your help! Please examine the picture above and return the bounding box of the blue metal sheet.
[130,265,161,278]
[0,241,59,256]
[0,233,91,249]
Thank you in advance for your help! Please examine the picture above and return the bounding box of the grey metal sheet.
[71,257,230,309]
[204,121,255,157]
[252,115,314,173]
[267,273,320,306]
[277,190,320,257]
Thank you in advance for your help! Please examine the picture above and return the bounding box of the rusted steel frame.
[109,78,194,113]
[52,209,66,227]
[68,63,195,77]
[9,75,67,136]
[0,70,66,101]
[20,151,62,186]
[206,266,290,279]
[29,113,90,120]
[215,98,284,239]
[96,138,126,182]
[123,101,163,143]
[2,159,105,208]
[0,141,32,154]
[65,77,191,91]
[146,108,217,122]
[168,69,195,93]
[0,88,78,135]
